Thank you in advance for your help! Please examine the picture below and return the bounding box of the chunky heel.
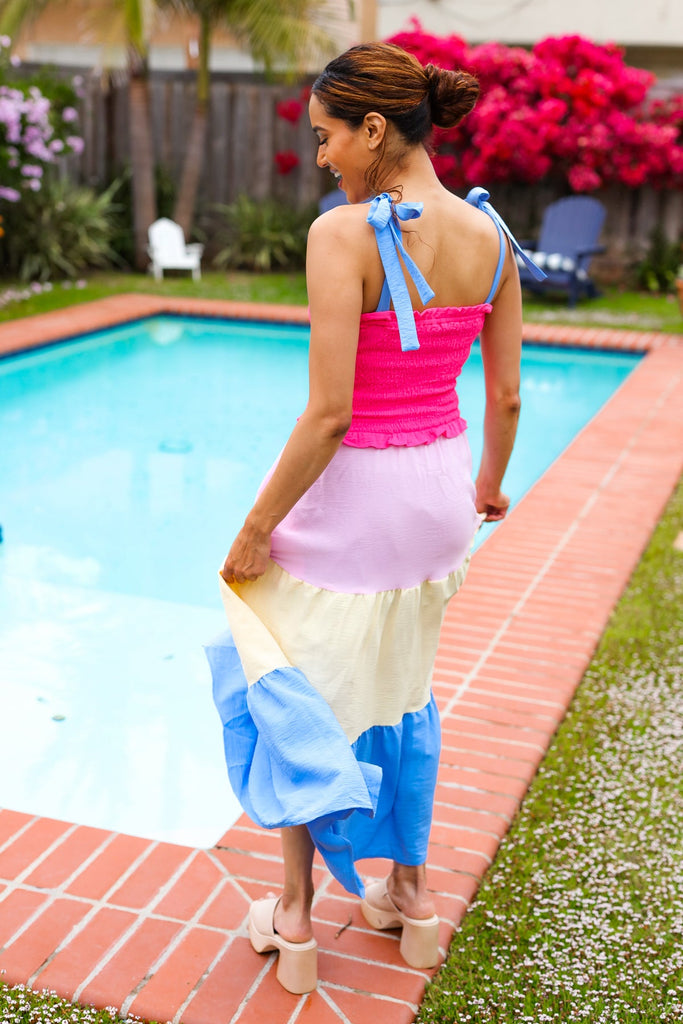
[248,897,318,994]
[399,916,440,969]
[276,942,318,994]
[361,880,440,969]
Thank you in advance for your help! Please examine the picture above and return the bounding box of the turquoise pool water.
[0,315,641,846]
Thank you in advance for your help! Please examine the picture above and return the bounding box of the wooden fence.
[74,70,325,212]
[67,68,682,267]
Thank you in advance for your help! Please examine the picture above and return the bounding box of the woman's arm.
[476,243,523,522]
[221,212,364,582]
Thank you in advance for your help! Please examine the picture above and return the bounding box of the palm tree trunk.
[128,48,157,270]
[173,14,211,238]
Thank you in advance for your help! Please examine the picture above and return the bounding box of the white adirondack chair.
[147,218,204,281]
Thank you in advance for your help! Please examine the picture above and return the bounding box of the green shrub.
[636,226,682,293]
[212,195,314,272]
[0,175,120,281]
[106,164,177,269]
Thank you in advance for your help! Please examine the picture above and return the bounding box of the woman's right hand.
[220,522,272,584]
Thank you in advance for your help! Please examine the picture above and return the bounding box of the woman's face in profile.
[309,94,374,204]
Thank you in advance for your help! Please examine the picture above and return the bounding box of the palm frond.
[0,0,53,39]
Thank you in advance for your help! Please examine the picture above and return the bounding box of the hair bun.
[423,63,479,129]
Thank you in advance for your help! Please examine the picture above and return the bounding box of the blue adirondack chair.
[516,196,606,307]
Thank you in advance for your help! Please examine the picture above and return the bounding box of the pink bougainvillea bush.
[387,21,683,193]
[0,35,84,204]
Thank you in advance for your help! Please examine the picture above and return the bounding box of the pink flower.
[66,135,84,154]
[567,165,602,191]
[62,106,78,123]
[0,186,21,202]
[383,24,683,192]
[274,150,299,175]
[276,99,303,124]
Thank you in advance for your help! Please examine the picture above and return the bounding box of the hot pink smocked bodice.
[343,303,491,449]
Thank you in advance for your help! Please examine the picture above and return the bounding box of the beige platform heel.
[361,880,440,969]
[248,897,318,994]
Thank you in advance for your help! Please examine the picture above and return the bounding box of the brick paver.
[1,297,681,1024]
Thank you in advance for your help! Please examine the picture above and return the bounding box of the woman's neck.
[375,146,442,201]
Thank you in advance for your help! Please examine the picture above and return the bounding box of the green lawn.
[521,286,683,333]
[1,270,682,333]
[0,271,309,323]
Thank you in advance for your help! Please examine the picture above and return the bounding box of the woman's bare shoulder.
[311,202,372,236]
[442,191,500,244]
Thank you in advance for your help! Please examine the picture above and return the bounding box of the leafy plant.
[635,227,682,293]
[105,163,177,269]
[0,175,120,280]
[212,194,314,272]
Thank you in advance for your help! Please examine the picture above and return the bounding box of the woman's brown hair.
[312,42,479,194]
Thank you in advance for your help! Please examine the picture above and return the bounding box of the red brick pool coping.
[1,296,682,1024]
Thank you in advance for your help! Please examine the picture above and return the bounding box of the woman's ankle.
[274,893,314,943]
[388,864,436,920]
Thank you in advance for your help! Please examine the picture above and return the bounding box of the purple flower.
[27,178,41,191]
[0,34,11,48]
[9,55,21,67]
[0,186,21,202]
[62,106,78,123]
[21,164,43,177]
[66,135,84,154]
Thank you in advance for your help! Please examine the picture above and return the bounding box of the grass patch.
[0,985,151,1023]
[522,286,683,333]
[0,273,681,334]
[0,271,308,323]
[419,477,683,1023]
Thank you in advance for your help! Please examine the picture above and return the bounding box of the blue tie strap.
[366,193,435,352]
[466,186,547,302]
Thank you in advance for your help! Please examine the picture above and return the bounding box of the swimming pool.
[0,315,641,846]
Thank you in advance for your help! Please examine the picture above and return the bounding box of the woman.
[207,42,539,995]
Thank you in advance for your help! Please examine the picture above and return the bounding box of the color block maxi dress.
[206,188,541,897]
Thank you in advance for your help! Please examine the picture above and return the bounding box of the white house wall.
[377,0,683,48]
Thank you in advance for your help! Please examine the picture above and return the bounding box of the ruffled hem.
[342,417,467,449]
[206,628,440,896]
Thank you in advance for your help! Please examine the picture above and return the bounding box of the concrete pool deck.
[0,295,681,1024]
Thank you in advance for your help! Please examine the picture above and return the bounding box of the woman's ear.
[364,112,386,150]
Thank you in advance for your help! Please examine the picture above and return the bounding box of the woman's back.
[321,185,504,315]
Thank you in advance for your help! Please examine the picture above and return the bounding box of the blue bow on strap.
[466,186,547,283]
[366,193,435,352]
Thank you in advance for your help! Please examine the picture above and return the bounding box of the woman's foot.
[386,871,436,921]
[360,876,440,970]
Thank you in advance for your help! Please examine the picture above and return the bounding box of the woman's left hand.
[221,523,271,584]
